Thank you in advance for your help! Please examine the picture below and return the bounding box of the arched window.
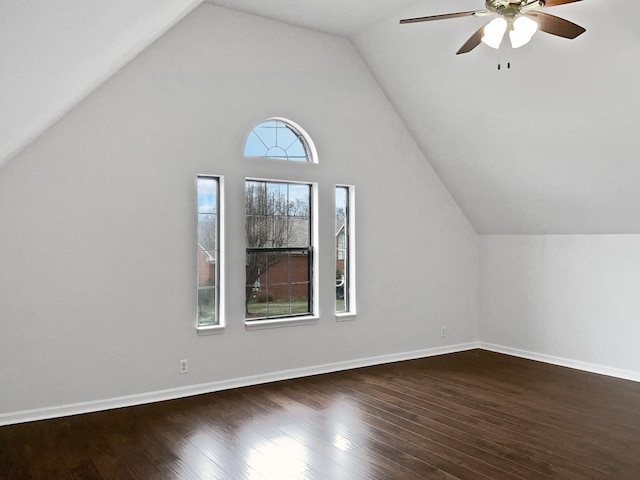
[244,118,317,163]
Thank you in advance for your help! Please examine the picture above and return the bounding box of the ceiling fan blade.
[528,11,586,39]
[456,25,486,54]
[400,11,484,24]
[543,0,584,7]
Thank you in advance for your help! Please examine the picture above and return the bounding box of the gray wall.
[480,235,640,380]
[0,5,478,423]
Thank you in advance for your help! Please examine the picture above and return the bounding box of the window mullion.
[245,179,313,323]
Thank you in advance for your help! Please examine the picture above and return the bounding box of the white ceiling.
[0,0,202,169]
[3,0,640,234]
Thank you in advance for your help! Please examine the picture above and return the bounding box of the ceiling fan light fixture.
[399,0,586,58]
[509,15,538,48]
[481,17,508,49]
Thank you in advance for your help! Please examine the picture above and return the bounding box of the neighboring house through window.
[196,118,354,332]
[245,180,312,321]
[336,185,356,316]
[196,175,224,332]
[244,118,318,327]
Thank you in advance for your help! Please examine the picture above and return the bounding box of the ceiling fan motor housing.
[485,0,544,17]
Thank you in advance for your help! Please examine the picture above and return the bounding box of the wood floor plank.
[320,379,569,479]
[420,358,640,464]
[2,350,640,479]
[342,372,612,478]
[278,377,532,480]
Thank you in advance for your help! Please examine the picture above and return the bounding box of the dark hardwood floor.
[2,349,640,479]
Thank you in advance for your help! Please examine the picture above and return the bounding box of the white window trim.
[269,117,319,164]
[197,175,225,335]
[245,315,319,331]
[244,117,319,164]
[244,178,319,330]
[336,184,356,321]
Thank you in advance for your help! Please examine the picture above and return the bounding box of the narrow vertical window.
[336,185,355,316]
[197,175,223,330]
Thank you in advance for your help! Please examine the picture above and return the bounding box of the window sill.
[197,324,225,336]
[245,315,319,331]
[335,312,357,322]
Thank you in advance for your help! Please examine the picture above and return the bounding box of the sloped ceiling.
[0,0,202,170]
[3,0,640,234]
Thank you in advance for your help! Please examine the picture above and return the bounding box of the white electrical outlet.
[441,326,447,337]
[179,359,189,374]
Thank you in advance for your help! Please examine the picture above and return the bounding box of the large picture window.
[245,180,313,321]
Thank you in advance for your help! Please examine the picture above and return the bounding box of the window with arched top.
[244,118,317,163]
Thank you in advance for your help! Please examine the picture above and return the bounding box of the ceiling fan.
[400,0,586,55]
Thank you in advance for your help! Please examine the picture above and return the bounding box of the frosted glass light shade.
[482,17,508,49]
[509,16,538,48]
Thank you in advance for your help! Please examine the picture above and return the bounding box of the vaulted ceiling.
[0,0,201,169]
[2,0,640,234]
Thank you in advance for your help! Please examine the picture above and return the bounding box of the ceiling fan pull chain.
[496,48,512,70]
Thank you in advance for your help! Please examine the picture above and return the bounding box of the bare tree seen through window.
[245,180,311,319]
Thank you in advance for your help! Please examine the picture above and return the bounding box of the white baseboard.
[0,342,478,426]
[480,342,640,383]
